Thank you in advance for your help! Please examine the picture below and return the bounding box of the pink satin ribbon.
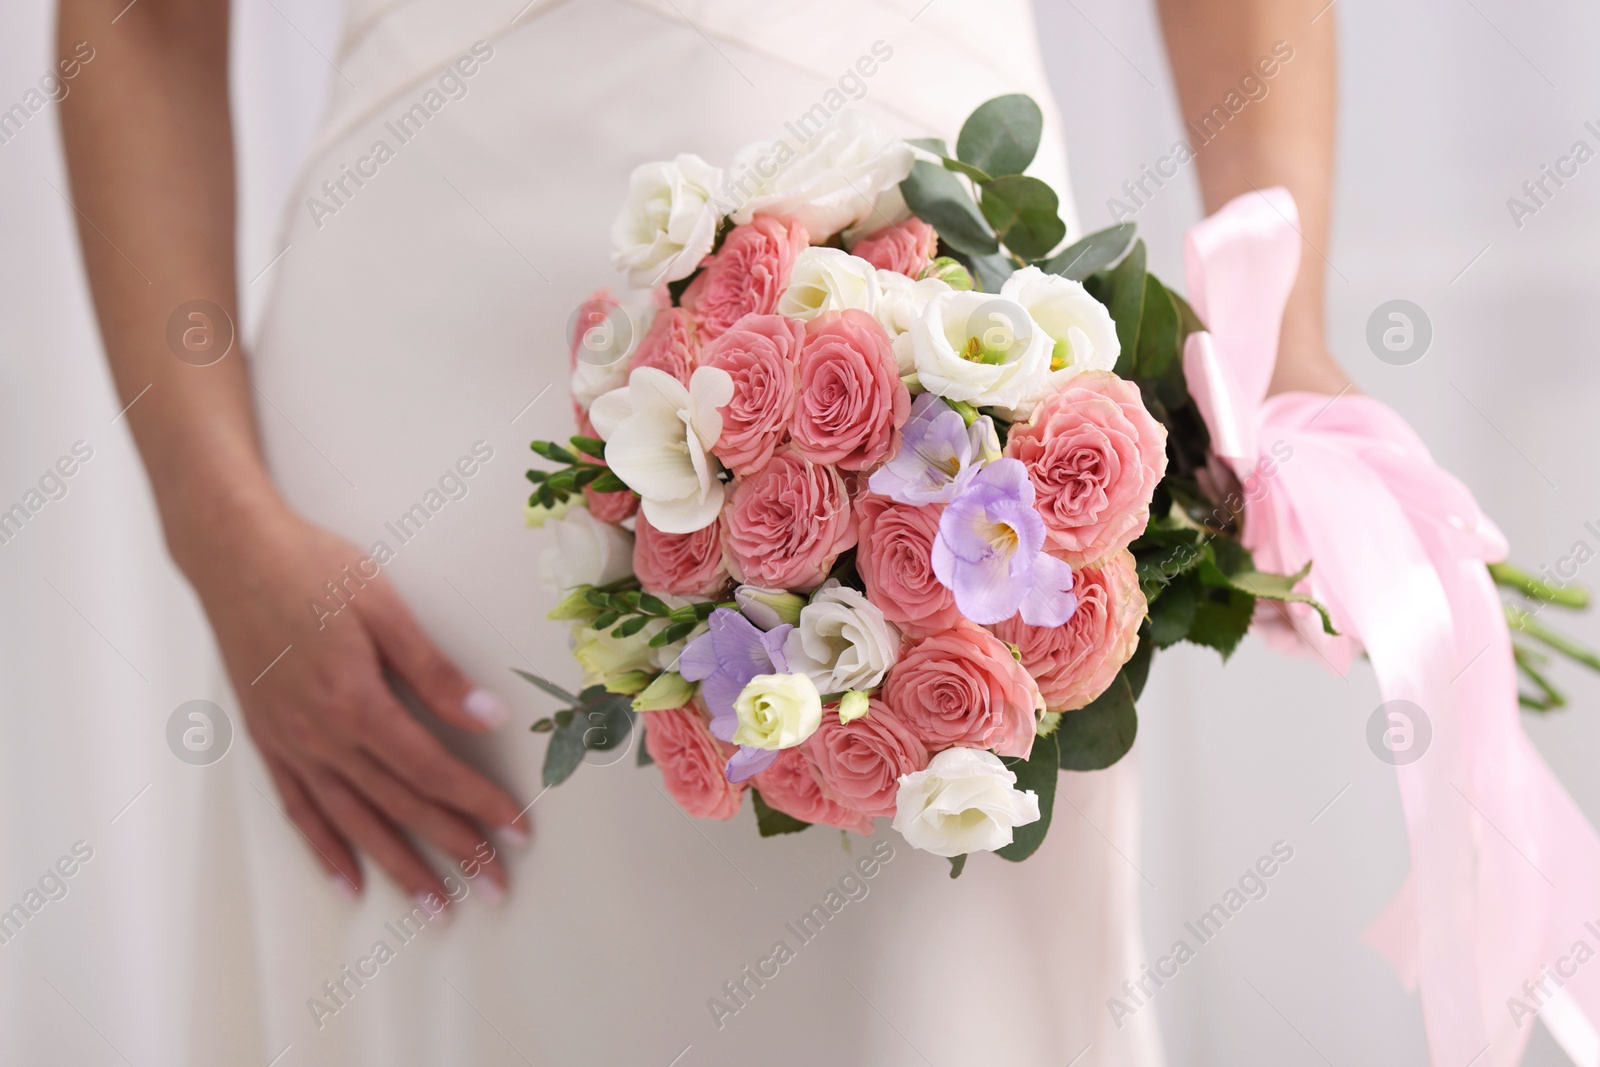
[1182,187,1600,1067]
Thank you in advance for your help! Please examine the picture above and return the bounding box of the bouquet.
[521,95,1598,876]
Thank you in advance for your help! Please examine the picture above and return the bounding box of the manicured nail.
[464,688,509,728]
[331,874,359,901]
[501,822,531,849]
[475,877,506,907]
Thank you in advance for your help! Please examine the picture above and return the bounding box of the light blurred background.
[2,0,1596,1063]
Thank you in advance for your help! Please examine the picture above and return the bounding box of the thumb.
[360,585,509,732]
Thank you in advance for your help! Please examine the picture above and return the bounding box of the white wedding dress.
[226,1,1166,1063]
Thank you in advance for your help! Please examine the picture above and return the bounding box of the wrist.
[162,466,298,594]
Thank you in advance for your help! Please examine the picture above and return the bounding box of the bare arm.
[57,0,524,904]
[1156,0,1348,395]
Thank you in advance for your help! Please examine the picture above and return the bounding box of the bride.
[57,0,1344,1062]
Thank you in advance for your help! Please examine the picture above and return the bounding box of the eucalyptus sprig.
[573,583,732,647]
[526,435,631,509]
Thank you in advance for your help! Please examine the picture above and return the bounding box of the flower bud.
[734,585,805,630]
[547,586,601,622]
[837,690,870,724]
[923,256,973,291]
[632,670,696,712]
[604,670,653,695]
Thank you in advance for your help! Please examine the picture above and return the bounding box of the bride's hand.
[186,501,526,908]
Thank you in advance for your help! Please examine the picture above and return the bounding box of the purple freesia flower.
[867,392,1000,505]
[931,458,1077,626]
[677,608,790,782]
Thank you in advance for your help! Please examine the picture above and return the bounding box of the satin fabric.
[1182,187,1600,1067]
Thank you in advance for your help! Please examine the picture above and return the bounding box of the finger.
[343,752,509,901]
[360,582,509,732]
[264,756,363,897]
[304,767,452,910]
[365,711,528,839]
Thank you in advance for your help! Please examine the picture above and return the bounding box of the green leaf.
[906,136,949,156]
[996,731,1059,862]
[1198,540,1337,636]
[752,790,811,836]
[611,615,651,639]
[1185,588,1256,659]
[590,610,621,631]
[1109,240,1147,377]
[1146,573,1199,649]
[530,440,579,465]
[980,175,1066,262]
[1057,673,1138,771]
[529,717,554,733]
[541,709,587,787]
[637,593,671,616]
[965,252,1017,293]
[956,94,1043,177]
[510,667,581,706]
[1038,222,1137,280]
[948,854,968,879]
[569,435,606,459]
[900,160,999,257]
[637,730,655,765]
[574,687,636,752]
[1135,274,1181,380]
[1123,632,1155,701]
[588,471,630,494]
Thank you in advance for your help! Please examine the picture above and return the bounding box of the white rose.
[875,271,952,375]
[910,290,1051,410]
[538,505,635,592]
[727,110,914,240]
[777,247,882,322]
[892,747,1042,858]
[994,267,1121,419]
[732,673,823,750]
[842,183,912,245]
[588,366,734,534]
[609,154,724,288]
[783,581,900,694]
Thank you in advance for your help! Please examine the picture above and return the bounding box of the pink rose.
[1004,370,1168,568]
[855,493,962,638]
[721,448,857,591]
[992,549,1146,712]
[680,216,807,341]
[575,409,638,523]
[802,698,928,820]
[569,288,619,371]
[848,217,938,277]
[629,307,699,385]
[790,310,909,471]
[882,622,1042,759]
[700,313,804,476]
[753,747,876,835]
[643,704,747,820]
[633,511,729,598]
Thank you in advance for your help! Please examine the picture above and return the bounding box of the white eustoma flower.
[588,366,734,534]
[892,747,1042,858]
[783,580,901,694]
[910,290,1051,410]
[875,271,952,375]
[727,110,914,240]
[732,673,823,750]
[777,247,882,322]
[609,154,724,288]
[994,266,1121,419]
[538,504,635,591]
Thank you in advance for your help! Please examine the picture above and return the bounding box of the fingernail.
[501,822,531,849]
[475,877,506,907]
[464,688,509,728]
[331,874,359,901]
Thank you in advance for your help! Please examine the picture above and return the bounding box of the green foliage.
[523,682,637,788]
[955,94,1043,178]
[752,790,811,836]
[526,435,628,509]
[900,160,999,257]
[979,176,1065,262]
[1039,223,1137,280]
[996,732,1059,862]
[1057,673,1138,771]
[948,854,968,879]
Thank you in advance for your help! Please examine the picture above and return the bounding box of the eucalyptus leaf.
[900,160,999,257]
[511,667,581,707]
[996,732,1058,861]
[1039,222,1137,280]
[1057,673,1138,771]
[541,709,587,787]
[980,175,1066,262]
[752,790,811,836]
[965,251,1018,293]
[956,94,1043,177]
[1109,240,1147,376]
[574,686,635,752]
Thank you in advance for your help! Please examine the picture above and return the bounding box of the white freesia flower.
[910,290,1051,410]
[777,247,882,322]
[875,271,952,375]
[892,747,1042,858]
[994,267,1121,419]
[732,673,823,750]
[588,366,734,534]
[728,110,914,240]
[609,154,724,288]
[783,581,901,694]
[538,505,635,591]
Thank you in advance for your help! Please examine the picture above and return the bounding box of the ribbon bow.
[1183,187,1600,1067]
